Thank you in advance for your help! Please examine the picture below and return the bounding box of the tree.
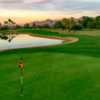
[24,24,30,29]
[0,23,2,30]
[32,23,36,29]
[4,21,8,26]
[79,16,94,28]
[62,18,76,32]
[0,23,2,26]
[36,25,42,29]
[62,18,70,31]
[69,18,76,30]
[4,19,16,30]
[95,16,100,29]
[72,24,83,31]
[53,21,65,29]
[42,24,50,29]
[0,26,8,30]
[8,18,15,25]
[87,21,95,29]
[16,25,22,29]
[35,24,50,29]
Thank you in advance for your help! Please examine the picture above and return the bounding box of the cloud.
[24,0,49,4]
[0,0,50,10]
[30,0,100,13]
[0,0,49,4]
[0,0,22,4]
[64,0,100,1]
[0,0,100,16]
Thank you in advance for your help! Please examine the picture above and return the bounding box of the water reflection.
[0,34,16,43]
[0,34,63,50]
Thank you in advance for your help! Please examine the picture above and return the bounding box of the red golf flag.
[19,58,23,70]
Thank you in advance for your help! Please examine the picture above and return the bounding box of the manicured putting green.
[0,29,100,100]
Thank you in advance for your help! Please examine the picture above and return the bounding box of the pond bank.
[29,33,79,44]
[0,33,79,52]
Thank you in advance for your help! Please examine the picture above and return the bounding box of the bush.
[72,24,83,31]
[0,26,8,30]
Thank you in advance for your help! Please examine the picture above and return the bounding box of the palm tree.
[62,18,76,32]
[4,19,16,29]
[8,18,15,25]
[0,23,2,30]
[62,18,70,32]
[4,21,8,26]
[8,18,16,27]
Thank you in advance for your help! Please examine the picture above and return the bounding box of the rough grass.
[0,29,100,100]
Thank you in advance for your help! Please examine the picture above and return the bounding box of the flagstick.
[20,69,24,96]
[19,57,24,96]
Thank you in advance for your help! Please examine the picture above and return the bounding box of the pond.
[0,34,63,50]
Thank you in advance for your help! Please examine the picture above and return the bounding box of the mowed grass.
[0,29,100,100]
[18,29,100,37]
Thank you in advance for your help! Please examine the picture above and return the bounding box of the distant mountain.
[29,19,58,26]
[18,18,83,26]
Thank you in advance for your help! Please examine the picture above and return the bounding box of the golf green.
[0,29,100,100]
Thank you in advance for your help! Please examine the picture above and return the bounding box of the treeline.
[0,16,100,32]
[22,16,100,32]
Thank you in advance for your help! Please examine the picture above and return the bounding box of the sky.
[0,0,100,24]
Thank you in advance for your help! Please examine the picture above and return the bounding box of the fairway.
[0,30,100,100]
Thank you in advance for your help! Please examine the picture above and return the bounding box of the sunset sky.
[0,0,100,24]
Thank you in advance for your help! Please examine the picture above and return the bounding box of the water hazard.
[0,34,63,50]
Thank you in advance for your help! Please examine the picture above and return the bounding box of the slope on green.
[0,29,100,100]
